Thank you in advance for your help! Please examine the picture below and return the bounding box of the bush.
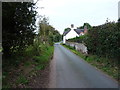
[67,34,87,43]
[85,22,120,61]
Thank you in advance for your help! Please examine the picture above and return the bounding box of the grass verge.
[62,44,119,83]
[16,75,29,85]
[2,44,54,88]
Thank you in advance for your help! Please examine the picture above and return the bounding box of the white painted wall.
[63,36,66,44]
[66,28,79,40]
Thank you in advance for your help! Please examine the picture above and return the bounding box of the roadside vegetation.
[2,2,61,88]
[63,20,120,82]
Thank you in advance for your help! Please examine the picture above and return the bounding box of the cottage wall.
[65,28,79,40]
[63,36,66,44]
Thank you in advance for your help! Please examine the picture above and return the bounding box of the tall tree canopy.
[2,2,37,57]
[78,23,91,29]
[38,16,62,45]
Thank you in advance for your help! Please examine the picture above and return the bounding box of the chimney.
[84,26,87,34]
[71,24,74,28]
[84,25,87,30]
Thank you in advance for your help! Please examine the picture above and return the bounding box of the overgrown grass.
[16,75,29,85]
[2,44,54,88]
[24,61,32,67]
[62,44,119,82]
[33,45,54,70]
[35,64,45,70]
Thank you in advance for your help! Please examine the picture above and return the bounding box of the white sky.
[34,0,119,34]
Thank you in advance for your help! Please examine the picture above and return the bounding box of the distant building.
[63,24,87,44]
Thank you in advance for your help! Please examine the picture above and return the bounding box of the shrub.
[85,22,120,61]
[67,34,87,43]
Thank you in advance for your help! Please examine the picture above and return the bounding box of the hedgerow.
[67,21,120,64]
[85,21,120,62]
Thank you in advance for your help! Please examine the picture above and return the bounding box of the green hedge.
[85,22,120,61]
[67,35,87,43]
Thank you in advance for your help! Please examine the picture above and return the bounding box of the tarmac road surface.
[49,43,119,88]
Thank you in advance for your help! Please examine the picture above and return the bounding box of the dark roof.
[63,28,84,36]
[63,29,71,36]
[74,29,84,35]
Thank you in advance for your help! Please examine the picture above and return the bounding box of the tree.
[38,16,61,45]
[53,30,62,42]
[83,23,92,29]
[77,23,92,29]
[2,2,37,57]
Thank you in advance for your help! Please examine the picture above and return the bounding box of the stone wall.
[66,42,88,55]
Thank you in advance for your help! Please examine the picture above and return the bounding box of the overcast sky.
[34,0,119,34]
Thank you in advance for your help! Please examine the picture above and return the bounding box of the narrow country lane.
[49,43,119,88]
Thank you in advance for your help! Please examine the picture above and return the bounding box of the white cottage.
[63,24,87,44]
